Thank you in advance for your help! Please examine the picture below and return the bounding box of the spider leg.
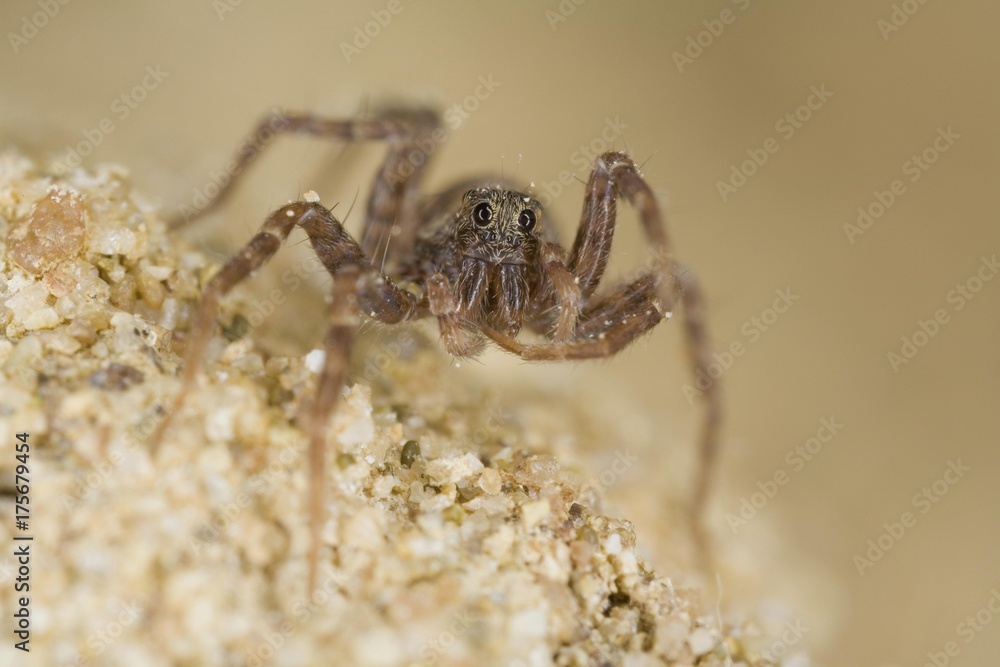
[567,151,672,299]
[151,202,313,449]
[296,209,426,591]
[573,263,721,557]
[534,242,582,342]
[671,262,721,562]
[172,108,440,261]
[427,272,486,358]
[154,200,424,590]
[306,265,360,594]
[558,151,721,564]
[482,272,665,361]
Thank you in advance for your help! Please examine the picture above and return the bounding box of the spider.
[155,108,721,590]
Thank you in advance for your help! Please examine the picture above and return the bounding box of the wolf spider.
[157,108,721,589]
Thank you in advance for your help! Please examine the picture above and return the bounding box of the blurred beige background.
[3,1,998,665]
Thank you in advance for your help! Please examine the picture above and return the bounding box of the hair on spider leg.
[160,107,723,589]
[376,225,394,274]
[636,151,658,172]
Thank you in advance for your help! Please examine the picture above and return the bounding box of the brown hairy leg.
[496,151,723,567]
[171,109,440,261]
[157,200,423,590]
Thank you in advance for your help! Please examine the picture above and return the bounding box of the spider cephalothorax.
[450,188,544,337]
[159,108,721,590]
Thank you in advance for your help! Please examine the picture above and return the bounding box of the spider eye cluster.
[471,202,536,231]
[465,190,540,238]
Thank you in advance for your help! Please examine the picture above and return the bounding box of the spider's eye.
[517,209,536,231]
[473,202,493,225]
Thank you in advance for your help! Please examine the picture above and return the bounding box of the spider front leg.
[550,151,722,563]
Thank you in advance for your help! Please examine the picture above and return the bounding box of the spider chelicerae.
[156,108,721,589]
